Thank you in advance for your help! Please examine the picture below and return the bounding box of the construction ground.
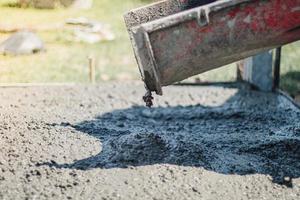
[0,82,299,199]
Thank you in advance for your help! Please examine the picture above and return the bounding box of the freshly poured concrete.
[0,82,299,199]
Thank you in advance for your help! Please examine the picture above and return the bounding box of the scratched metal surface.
[125,0,300,95]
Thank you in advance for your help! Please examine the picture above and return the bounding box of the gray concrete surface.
[0,82,300,200]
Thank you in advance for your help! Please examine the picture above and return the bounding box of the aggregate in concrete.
[0,82,300,200]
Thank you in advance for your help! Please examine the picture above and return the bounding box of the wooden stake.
[273,47,282,91]
[236,51,273,92]
[88,56,96,83]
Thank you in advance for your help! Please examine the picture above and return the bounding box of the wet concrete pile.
[66,86,300,186]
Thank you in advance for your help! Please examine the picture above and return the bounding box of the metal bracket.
[196,8,210,27]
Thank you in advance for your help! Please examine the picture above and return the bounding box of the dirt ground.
[0,82,300,200]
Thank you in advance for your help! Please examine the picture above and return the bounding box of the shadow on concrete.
[41,84,300,187]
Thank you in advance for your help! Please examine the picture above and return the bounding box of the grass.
[0,0,299,98]
[280,42,300,97]
[0,0,150,83]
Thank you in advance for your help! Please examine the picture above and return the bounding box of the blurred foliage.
[0,0,151,83]
[281,41,300,97]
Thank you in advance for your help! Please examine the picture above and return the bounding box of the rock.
[66,17,115,44]
[0,31,44,55]
[65,17,91,26]
[74,28,114,43]
[73,29,102,44]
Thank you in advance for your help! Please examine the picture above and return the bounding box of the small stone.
[0,31,44,55]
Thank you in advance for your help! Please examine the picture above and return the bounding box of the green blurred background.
[0,0,299,99]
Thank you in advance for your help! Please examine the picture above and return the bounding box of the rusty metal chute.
[124,0,300,95]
